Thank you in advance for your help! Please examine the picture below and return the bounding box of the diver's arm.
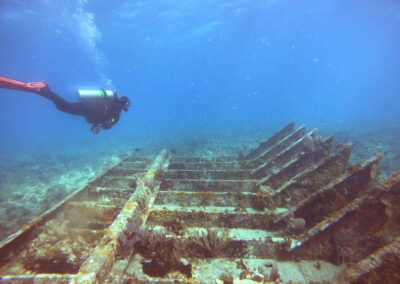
[100,118,116,130]
[99,103,121,130]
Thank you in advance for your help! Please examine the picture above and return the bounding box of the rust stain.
[123,201,137,210]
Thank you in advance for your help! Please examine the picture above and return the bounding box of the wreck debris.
[332,236,400,283]
[289,171,400,264]
[0,122,399,283]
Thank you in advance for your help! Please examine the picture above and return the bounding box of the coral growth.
[154,171,173,190]
[117,218,144,256]
[120,221,191,277]
[220,273,234,284]
[253,186,275,211]
[331,238,345,265]
[139,230,191,277]
[276,236,292,259]
[190,228,230,258]
[165,218,186,235]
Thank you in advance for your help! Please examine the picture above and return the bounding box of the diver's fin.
[0,76,48,93]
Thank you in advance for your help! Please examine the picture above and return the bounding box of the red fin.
[0,76,48,93]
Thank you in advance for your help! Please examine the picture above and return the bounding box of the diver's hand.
[91,125,100,134]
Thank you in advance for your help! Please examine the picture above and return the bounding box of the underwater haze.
[1,0,400,240]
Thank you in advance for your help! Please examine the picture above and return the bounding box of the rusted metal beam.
[166,169,252,180]
[74,150,170,283]
[165,179,259,192]
[155,191,255,207]
[293,152,383,231]
[245,121,295,160]
[332,236,400,283]
[246,125,306,169]
[169,161,241,170]
[170,156,234,163]
[290,170,399,265]
[146,207,274,230]
[271,143,352,207]
[256,132,333,186]
[253,130,326,179]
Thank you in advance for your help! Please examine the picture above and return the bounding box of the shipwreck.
[0,121,399,283]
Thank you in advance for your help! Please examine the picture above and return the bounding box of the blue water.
[1,0,400,238]
[1,0,400,143]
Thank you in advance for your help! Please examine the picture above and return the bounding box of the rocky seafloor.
[0,123,399,243]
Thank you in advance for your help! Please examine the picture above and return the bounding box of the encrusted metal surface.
[0,150,170,283]
[0,122,399,283]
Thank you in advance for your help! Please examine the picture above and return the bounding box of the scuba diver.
[0,76,130,134]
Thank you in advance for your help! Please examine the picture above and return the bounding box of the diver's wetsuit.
[39,88,123,131]
[0,76,129,133]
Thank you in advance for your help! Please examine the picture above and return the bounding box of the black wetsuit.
[40,89,123,131]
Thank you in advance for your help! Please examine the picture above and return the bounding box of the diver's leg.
[38,90,85,116]
[59,102,85,116]
[38,89,68,109]
[0,77,86,117]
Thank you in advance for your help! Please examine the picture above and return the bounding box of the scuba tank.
[78,89,116,100]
